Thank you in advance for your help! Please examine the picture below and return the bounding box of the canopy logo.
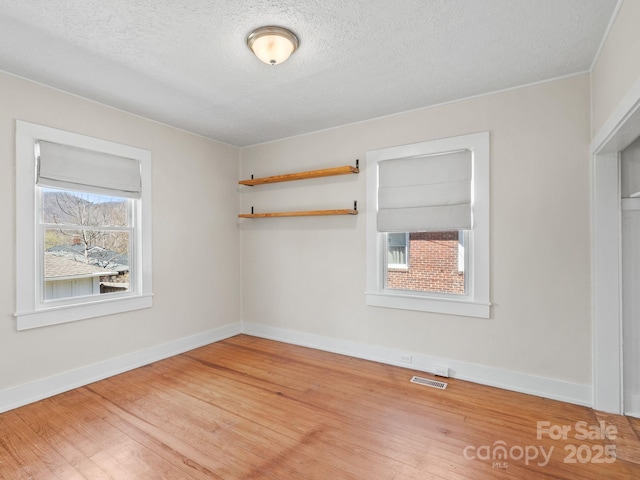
[462,420,618,469]
[463,441,553,468]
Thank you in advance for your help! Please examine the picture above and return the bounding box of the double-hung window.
[366,132,490,317]
[15,121,152,330]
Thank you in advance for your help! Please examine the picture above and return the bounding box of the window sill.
[14,294,153,330]
[366,291,490,318]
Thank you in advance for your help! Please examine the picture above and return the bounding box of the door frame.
[592,76,640,413]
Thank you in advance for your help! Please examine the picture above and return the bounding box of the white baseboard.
[0,322,242,414]
[625,393,640,418]
[1,320,592,414]
[242,322,592,407]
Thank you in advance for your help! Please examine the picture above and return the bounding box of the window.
[366,132,490,317]
[15,121,152,330]
[385,231,467,295]
[41,189,132,301]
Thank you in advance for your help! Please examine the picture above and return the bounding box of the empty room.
[2,0,640,478]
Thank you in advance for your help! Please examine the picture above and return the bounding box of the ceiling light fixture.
[247,26,299,65]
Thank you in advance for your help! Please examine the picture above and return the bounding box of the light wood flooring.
[1,334,639,479]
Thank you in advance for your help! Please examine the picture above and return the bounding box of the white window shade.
[377,150,471,232]
[37,141,142,198]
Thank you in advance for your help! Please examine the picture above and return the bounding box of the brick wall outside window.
[387,231,464,294]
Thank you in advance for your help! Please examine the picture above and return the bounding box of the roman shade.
[37,141,142,199]
[377,150,471,232]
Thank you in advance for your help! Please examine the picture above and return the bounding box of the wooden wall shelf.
[239,208,358,218]
[239,201,358,218]
[239,161,359,219]
[239,162,359,186]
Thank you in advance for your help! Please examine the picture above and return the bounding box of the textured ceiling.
[0,0,619,146]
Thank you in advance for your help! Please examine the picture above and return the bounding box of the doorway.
[592,78,640,415]
[622,136,640,417]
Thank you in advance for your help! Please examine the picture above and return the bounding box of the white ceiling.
[0,0,619,147]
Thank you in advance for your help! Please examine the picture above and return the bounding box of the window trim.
[457,231,465,273]
[365,132,490,318]
[14,121,153,330]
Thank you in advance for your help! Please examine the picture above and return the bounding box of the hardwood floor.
[1,334,639,479]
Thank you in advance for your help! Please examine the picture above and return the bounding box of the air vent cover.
[410,375,448,390]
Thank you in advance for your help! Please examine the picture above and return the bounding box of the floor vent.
[410,376,448,390]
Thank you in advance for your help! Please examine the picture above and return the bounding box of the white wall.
[0,72,241,402]
[240,74,592,399]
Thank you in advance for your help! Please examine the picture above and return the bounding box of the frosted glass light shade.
[247,26,299,65]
